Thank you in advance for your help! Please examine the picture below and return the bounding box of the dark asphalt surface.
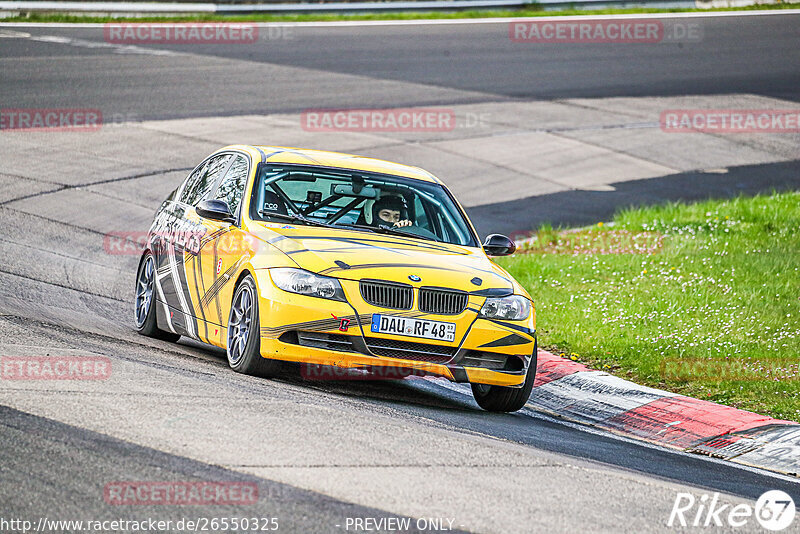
[299,373,800,503]
[0,13,798,120]
[2,13,798,236]
[1,404,436,533]
[1,12,799,531]
[156,15,800,102]
[2,316,799,527]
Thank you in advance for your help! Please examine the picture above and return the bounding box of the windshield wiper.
[258,210,335,229]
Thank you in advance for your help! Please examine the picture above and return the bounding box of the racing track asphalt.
[2,314,799,531]
[1,12,800,533]
[1,12,799,118]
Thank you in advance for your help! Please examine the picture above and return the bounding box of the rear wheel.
[471,342,537,413]
[226,275,282,377]
[134,252,180,342]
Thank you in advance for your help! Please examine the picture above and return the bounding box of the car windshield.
[249,164,477,247]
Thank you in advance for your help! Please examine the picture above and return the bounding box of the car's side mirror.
[483,234,516,256]
[196,199,235,223]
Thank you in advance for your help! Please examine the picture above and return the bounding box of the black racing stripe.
[197,245,209,326]
[267,235,291,244]
[262,308,445,339]
[283,246,373,256]
[189,254,209,342]
[211,243,223,321]
[488,320,535,336]
[264,148,323,164]
[287,236,413,256]
[264,149,287,159]
[478,332,532,349]
[260,313,372,337]
[271,233,460,255]
[320,263,464,276]
[200,258,243,310]
[261,319,341,335]
[205,263,235,301]
[198,228,228,249]
[201,274,224,308]
[174,246,200,338]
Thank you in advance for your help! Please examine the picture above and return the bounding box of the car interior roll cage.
[174,153,477,247]
[255,167,424,228]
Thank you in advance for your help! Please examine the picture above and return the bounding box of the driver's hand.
[393,219,412,228]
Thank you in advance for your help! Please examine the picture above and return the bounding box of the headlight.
[480,295,531,321]
[269,268,346,301]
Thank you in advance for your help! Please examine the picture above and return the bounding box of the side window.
[213,155,249,216]
[182,154,231,206]
[178,162,208,205]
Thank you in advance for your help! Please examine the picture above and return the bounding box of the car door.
[155,153,233,340]
[194,153,251,345]
[150,159,207,337]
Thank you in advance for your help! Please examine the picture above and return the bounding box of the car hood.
[250,223,520,294]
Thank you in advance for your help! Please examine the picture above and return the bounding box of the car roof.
[235,145,442,184]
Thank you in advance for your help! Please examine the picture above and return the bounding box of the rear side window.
[178,162,207,205]
[180,154,232,206]
[213,155,249,216]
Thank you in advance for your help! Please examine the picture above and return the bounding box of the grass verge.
[0,3,797,24]
[496,191,800,420]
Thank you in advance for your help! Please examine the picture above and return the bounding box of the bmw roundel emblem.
[408,275,421,282]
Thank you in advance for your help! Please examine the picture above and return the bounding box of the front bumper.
[251,271,536,387]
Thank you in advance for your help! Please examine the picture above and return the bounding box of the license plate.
[370,314,456,343]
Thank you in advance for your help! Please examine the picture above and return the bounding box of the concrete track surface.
[1,12,799,533]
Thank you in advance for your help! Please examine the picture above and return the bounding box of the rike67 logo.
[669,490,795,531]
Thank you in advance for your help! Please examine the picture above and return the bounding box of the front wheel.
[471,343,537,413]
[226,274,282,377]
[134,252,180,342]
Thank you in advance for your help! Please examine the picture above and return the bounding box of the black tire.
[134,252,181,342]
[226,274,282,377]
[471,341,537,413]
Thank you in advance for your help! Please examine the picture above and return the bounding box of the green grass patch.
[1,3,797,24]
[497,191,800,420]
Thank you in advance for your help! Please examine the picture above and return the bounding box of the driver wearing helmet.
[370,195,413,228]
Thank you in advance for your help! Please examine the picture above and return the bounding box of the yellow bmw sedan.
[134,145,537,412]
